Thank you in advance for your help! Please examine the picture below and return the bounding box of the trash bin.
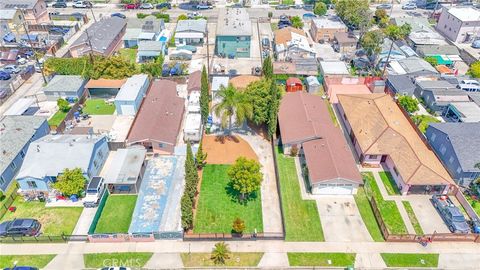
[70,194,78,202]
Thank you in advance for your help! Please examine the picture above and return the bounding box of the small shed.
[102,147,147,194]
[85,79,127,98]
[114,74,150,116]
[43,75,87,101]
[184,113,202,142]
[306,76,320,93]
[286,77,303,92]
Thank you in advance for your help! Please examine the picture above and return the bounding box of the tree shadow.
[225,182,258,206]
[214,135,240,144]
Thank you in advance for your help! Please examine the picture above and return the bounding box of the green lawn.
[379,171,400,195]
[275,147,324,241]
[48,110,68,126]
[84,253,153,268]
[181,253,263,267]
[411,115,440,133]
[0,197,82,235]
[288,253,356,267]
[465,195,480,216]
[95,195,137,233]
[353,187,384,241]
[0,255,56,268]
[381,253,439,267]
[119,48,137,64]
[82,99,116,115]
[363,172,408,234]
[402,201,424,235]
[194,165,263,233]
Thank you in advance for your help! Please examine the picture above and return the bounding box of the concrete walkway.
[72,207,97,235]
[258,252,289,268]
[144,253,183,269]
[354,253,387,269]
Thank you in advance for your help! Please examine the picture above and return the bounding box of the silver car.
[2,65,21,74]
[139,3,154,9]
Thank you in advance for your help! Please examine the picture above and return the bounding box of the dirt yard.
[202,135,258,164]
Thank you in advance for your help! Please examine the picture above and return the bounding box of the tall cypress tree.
[185,141,198,202]
[262,56,273,79]
[267,79,280,137]
[200,65,210,125]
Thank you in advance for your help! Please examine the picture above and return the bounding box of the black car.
[156,2,172,9]
[111,13,127,19]
[52,2,67,8]
[0,219,41,237]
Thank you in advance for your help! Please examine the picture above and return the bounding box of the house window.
[0,176,5,185]
[93,160,98,168]
[393,166,399,176]
[20,150,26,159]
[440,144,446,155]
[456,166,462,174]
[449,156,454,164]
[27,181,37,188]
[369,155,378,159]
[430,133,436,142]
[10,162,16,170]
[159,143,164,148]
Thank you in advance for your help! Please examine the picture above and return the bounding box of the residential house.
[388,56,438,76]
[69,17,127,58]
[0,9,24,43]
[337,94,456,195]
[127,80,185,154]
[123,17,165,48]
[416,45,460,60]
[137,40,167,63]
[273,60,319,76]
[274,27,315,61]
[187,70,202,93]
[0,0,48,25]
[426,123,480,186]
[16,134,109,194]
[310,16,347,43]
[101,147,147,194]
[436,7,480,43]
[319,61,349,76]
[444,102,480,122]
[392,17,447,49]
[333,32,357,55]
[414,80,469,113]
[386,74,416,97]
[43,75,87,101]
[215,8,252,58]
[324,76,372,103]
[278,91,362,195]
[211,76,229,101]
[85,79,126,98]
[0,116,49,192]
[175,19,207,46]
[115,74,150,116]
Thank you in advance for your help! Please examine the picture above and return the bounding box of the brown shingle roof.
[187,70,202,93]
[337,94,454,186]
[274,26,306,46]
[127,80,185,146]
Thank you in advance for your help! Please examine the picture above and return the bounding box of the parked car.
[262,37,270,49]
[156,2,171,9]
[457,79,480,92]
[187,12,201,19]
[2,65,21,74]
[111,13,126,19]
[197,3,212,9]
[73,1,92,8]
[139,3,154,9]
[83,177,105,208]
[124,3,139,9]
[303,4,314,11]
[52,2,67,8]
[276,4,290,10]
[170,63,183,76]
[0,219,41,237]
[472,39,480,49]
[376,4,392,9]
[293,4,303,9]
[16,57,27,65]
[0,89,8,99]
[34,63,43,73]
[0,71,11,80]
[424,2,443,10]
[402,3,417,9]
[432,195,470,233]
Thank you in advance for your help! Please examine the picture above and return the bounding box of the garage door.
[120,104,135,115]
[313,183,354,195]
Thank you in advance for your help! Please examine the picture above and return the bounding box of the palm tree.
[211,242,231,265]
[213,84,253,132]
[381,23,411,77]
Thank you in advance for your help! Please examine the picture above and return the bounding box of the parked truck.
[432,194,470,233]
[83,176,105,208]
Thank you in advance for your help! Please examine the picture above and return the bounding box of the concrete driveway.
[316,196,372,242]
[407,195,450,234]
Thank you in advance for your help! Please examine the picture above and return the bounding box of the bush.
[314,2,327,16]
[44,57,90,77]
[177,14,188,21]
[137,13,148,19]
[232,217,245,234]
[53,168,86,197]
[398,95,419,114]
[424,56,438,67]
[153,13,170,22]
[227,157,263,201]
[57,98,71,113]
[290,145,299,157]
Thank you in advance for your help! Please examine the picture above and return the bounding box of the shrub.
[57,98,71,113]
[137,13,148,19]
[290,145,299,157]
[398,95,419,114]
[153,13,170,22]
[53,168,86,197]
[227,157,263,201]
[232,217,245,234]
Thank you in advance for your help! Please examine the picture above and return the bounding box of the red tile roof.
[127,80,185,146]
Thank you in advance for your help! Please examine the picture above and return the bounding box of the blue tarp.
[21,34,39,41]
[3,32,15,43]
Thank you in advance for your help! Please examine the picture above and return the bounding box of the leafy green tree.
[181,194,193,230]
[382,23,412,76]
[267,79,280,137]
[314,2,327,16]
[232,217,246,234]
[335,0,372,34]
[140,54,164,78]
[244,79,271,125]
[200,65,210,125]
[211,242,231,265]
[178,14,188,21]
[291,16,304,28]
[469,61,480,78]
[89,56,139,80]
[57,98,71,113]
[359,30,384,73]
[262,56,273,79]
[227,157,263,201]
[398,95,419,114]
[213,84,253,132]
[53,168,86,197]
[374,9,389,28]
[195,141,207,169]
[424,56,438,67]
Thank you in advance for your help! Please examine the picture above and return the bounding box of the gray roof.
[115,74,149,101]
[416,80,457,90]
[392,17,431,32]
[388,75,416,95]
[468,92,480,106]
[0,9,17,20]
[430,122,480,172]
[71,17,127,54]
[138,40,164,51]
[416,45,460,56]
[0,0,37,9]
[17,134,106,179]
[216,8,252,36]
[103,147,146,184]
[398,57,438,75]
[426,89,468,96]
[127,17,164,33]
[176,19,207,34]
[43,75,86,94]
[0,116,47,175]
[311,16,346,29]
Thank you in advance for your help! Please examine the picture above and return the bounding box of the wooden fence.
[0,184,19,219]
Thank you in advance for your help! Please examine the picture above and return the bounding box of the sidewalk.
[0,73,42,116]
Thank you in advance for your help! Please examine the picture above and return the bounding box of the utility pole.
[17,8,47,84]
[84,29,95,65]
[89,3,97,22]
[206,27,210,75]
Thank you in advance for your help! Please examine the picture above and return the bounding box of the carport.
[85,79,126,98]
